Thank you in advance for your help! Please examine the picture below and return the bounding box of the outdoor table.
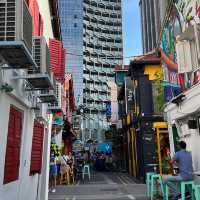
[194,171,200,176]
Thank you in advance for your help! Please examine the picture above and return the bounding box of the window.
[74,23,77,27]
[30,120,44,175]
[4,106,23,184]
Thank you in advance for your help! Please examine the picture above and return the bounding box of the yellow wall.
[144,64,162,80]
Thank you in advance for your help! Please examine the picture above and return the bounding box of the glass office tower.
[59,0,83,105]
[59,0,123,142]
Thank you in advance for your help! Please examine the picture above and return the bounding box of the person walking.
[162,141,194,200]
[49,149,57,193]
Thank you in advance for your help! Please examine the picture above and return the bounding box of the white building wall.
[165,83,200,183]
[0,0,55,200]
[0,94,36,200]
[37,0,54,43]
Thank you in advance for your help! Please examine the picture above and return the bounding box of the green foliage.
[0,83,13,93]
[154,71,165,113]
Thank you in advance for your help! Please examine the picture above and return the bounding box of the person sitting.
[162,141,194,200]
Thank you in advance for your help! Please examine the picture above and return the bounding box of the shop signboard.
[72,140,83,152]
[106,102,111,118]
[52,112,63,125]
[125,77,135,113]
[96,142,112,153]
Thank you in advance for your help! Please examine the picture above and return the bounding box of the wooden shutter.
[49,39,65,82]
[30,120,44,175]
[4,106,23,184]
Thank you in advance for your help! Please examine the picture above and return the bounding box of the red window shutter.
[49,39,65,82]
[4,106,23,184]
[39,14,44,36]
[30,120,44,175]
[29,0,40,36]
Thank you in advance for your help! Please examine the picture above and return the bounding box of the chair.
[82,164,91,180]
[165,180,195,200]
[193,185,200,200]
[146,172,156,198]
[150,174,165,200]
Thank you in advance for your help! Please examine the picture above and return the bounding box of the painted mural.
[161,0,200,101]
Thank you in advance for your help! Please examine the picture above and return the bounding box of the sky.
[123,0,142,64]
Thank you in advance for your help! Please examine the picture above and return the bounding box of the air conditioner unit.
[176,23,200,73]
[47,81,62,113]
[0,0,32,49]
[0,0,34,68]
[31,95,40,110]
[55,82,62,107]
[176,40,196,73]
[34,103,48,120]
[32,36,50,75]
[194,23,200,64]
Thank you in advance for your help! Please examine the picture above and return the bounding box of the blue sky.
[123,0,142,64]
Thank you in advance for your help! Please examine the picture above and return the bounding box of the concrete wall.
[37,0,54,43]
[108,82,118,124]
[165,83,200,183]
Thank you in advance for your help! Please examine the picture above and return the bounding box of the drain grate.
[100,188,118,192]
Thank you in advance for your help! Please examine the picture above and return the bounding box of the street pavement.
[48,172,148,200]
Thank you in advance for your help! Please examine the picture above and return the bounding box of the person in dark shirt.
[162,141,193,200]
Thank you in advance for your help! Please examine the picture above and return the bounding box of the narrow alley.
[49,172,147,200]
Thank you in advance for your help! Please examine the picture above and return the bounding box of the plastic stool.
[146,172,156,198]
[82,164,90,180]
[150,174,164,200]
[194,185,200,200]
[165,180,195,200]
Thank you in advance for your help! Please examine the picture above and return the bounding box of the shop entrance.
[153,122,171,175]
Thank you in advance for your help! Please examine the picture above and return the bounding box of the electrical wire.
[65,52,134,59]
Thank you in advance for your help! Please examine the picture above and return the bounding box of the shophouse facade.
[117,53,170,181]
[159,0,200,181]
[0,0,65,200]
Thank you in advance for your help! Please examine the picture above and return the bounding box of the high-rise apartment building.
[59,0,123,142]
[139,0,161,53]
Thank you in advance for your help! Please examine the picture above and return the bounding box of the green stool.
[150,174,164,200]
[165,180,195,200]
[193,185,200,200]
[82,164,91,180]
[146,172,156,198]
